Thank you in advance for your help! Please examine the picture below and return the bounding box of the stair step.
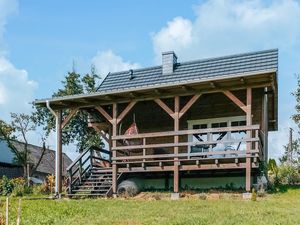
[76,185,111,189]
[89,174,112,177]
[68,193,106,197]
[83,178,112,181]
[78,182,112,187]
[90,169,112,172]
[75,189,108,193]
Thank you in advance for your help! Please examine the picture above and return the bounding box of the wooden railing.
[67,146,111,194]
[111,125,262,169]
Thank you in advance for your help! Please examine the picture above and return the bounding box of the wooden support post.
[143,138,146,166]
[246,88,252,192]
[263,87,269,162]
[112,103,118,197]
[173,96,180,193]
[55,110,63,196]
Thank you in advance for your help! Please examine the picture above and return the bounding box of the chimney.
[162,51,177,75]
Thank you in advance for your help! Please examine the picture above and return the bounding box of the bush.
[32,184,49,195]
[11,178,32,197]
[278,163,300,185]
[0,176,13,196]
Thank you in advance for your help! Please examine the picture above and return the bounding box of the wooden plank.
[112,125,260,140]
[118,162,260,173]
[112,137,259,151]
[61,107,79,129]
[95,106,113,123]
[223,90,247,113]
[154,98,174,118]
[246,87,252,192]
[112,150,259,161]
[116,101,137,124]
[179,94,201,118]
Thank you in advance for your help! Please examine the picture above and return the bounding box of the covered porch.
[36,68,276,196]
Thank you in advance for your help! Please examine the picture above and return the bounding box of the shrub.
[278,163,300,185]
[11,178,32,197]
[0,176,13,196]
[32,184,49,195]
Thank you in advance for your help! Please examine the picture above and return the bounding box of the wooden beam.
[112,103,118,197]
[118,162,258,173]
[61,108,79,129]
[246,87,252,192]
[55,110,63,195]
[116,101,137,124]
[173,96,180,193]
[179,94,201,118]
[154,98,174,118]
[95,106,113,123]
[223,90,247,113]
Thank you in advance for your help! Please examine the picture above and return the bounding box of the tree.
[33,69,103,152]
[279,140,300,165]
[0,113,47,177]
[267,158,279,184]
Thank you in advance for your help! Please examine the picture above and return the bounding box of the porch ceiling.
[35,70,276,110]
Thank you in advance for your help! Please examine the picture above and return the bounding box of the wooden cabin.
[35,49,278,197]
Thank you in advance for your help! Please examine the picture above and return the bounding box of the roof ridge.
[177,49,278,67]
[98,48,277,78]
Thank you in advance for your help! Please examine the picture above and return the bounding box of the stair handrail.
[67,145,111,194]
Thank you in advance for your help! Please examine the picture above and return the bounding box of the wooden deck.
[112,125,262,173]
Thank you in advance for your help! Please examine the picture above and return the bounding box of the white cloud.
[0,0,37,121]
[152,0,300,63]
[151,0,300,159]
[0,57,37,120]
[0,0,18,42]
[92,50,140,79]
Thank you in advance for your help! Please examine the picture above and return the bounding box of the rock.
[242,192,252,200]
[207,193,220,200]
[171,193,180,200]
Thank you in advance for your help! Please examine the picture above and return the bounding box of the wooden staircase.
[67,146,117,198]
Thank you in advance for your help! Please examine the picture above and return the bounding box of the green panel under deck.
[128,177,253,191]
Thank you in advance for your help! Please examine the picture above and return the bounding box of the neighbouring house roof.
[98,49,278,93]
[0,140,72,176]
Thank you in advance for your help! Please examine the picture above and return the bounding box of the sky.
[0,0,300,160]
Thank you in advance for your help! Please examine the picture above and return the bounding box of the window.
[187,116,247,156]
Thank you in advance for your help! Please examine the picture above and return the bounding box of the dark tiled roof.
[98,49,278,92]
[2,140,72,176]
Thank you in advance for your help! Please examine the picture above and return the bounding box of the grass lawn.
[1,186,300,225]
